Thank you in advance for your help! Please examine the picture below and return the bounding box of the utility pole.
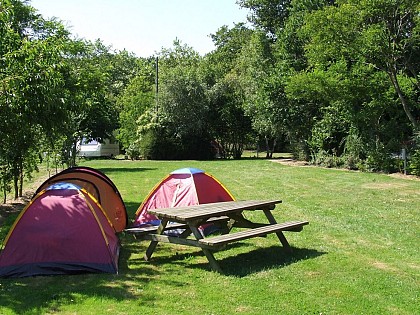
[155,56,159,112]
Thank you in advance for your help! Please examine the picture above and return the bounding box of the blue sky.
[30,0,250,57]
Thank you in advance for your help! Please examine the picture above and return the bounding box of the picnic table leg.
[144,219,169,261]
[263,209,292,253]
[189,225,223,273]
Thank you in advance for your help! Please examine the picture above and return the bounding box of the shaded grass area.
[1,159,419,314]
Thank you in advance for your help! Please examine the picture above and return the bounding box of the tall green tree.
[291,0,419,169]
[1,0,69,198]
[58,39,121,166]
[152,41,214,159]
[302,0,420,130]
[116,59,155,158]
[208,73,252,159]
[237,0,292,37]
[237,0,331,158]
[205,24,254,158]
[237,30,283,157]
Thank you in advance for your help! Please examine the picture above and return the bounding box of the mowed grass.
[0,158,419,314]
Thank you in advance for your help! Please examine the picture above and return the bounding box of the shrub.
[126,142,141,160]
[409,149,420,176]
[139,128,214,160]
[139,128,180,160]
[341,128,366,170]
[341,153,364,170]
[311,150,343,168]
[365,149,398,173]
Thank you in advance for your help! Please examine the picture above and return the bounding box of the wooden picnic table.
[131,200,308,273]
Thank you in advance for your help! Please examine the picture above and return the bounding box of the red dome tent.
[0,183,119,278]
[133,168,235,229]
[34,166,127,232]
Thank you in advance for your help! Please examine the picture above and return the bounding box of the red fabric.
[134,171,234,226]
[135,174,199,225]
[35,167,127,232]
[0,188,118,273]
[194,173,234,204]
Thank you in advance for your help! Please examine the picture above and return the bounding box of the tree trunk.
[271,139,277,158]
[265,136,270,158]
[19,168,23,197]
[3,186,6,204]
[388,66,418,130]
[13,174,18,200]
[69,141,78,167]
[265,136,276,158]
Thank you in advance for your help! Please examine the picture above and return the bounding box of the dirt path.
[270,158,310,167]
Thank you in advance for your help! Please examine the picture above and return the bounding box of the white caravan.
[77,138,119,158]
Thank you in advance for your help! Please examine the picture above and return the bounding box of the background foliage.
[1,0,419,199]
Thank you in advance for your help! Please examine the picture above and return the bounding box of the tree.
[236,30,284,158]
[58,39,121,166]
[1,0,70,198]
[302,0,420,130]
[134,41,214,159]
[287,0,418,169]
[237,0,331,159]
[205,24,254,158]
[1,1,128,198]
[155,41,214,159]
[208,73,252,159]
[237,0,292,38]
[117,60,155,158]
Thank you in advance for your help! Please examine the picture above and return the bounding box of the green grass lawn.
[0,158,419,314]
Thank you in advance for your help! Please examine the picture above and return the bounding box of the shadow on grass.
[95,167,157,174]
[0,269,158,314]
[218,246,325,277]
[137,240,325,277]
[0,238,323,313]
[0,236,158,314]
[123,201,142,219]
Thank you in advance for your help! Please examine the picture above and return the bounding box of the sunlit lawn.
[0,158,419,314]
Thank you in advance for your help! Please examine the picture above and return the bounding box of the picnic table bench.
[126,200,308,273]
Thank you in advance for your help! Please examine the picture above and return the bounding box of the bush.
[139,128,214,160]
[341,153,364,171]
[290,140,311,161]
[342,128,366,170]
[139,128,180,160]
[126,142,141,160]
[311,150,342,168]
[179,134,214,160]
[408,132,420,176]
[409,149,420,176]
[365,150,398,173]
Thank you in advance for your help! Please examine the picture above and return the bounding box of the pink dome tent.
[0,182,120,278]
[133,168,235,232]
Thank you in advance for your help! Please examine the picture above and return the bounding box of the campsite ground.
[0,165,53,227]
[0,157,419,314]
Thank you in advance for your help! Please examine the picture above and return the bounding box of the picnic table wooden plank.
[141,199,308,273]
[141,233,214,249]
[125,216,231,235]
[147,200,282,222]
[125,222,185,234]
[199,221,309,247]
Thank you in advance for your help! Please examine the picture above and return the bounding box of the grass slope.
[0,159,418,314]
